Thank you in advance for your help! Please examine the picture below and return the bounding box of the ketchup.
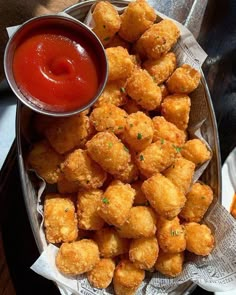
[13,26,100,112]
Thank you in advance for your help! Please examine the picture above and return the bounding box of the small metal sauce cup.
[4,14,108,117]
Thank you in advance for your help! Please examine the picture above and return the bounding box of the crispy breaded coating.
[155,251,184,277]
[86,132,131,175]
[131,180,148,205]
[77,189,105,230]
[94,227,129,257]
[106,33,131,50]
[167,64,201,94]
[56,239,99,275]
[180,182,214,222]
[122,98,145,114]
[161,94,191,130]
[126,68,162,111]
[135,19,180,59]
[159,83,169,99]
[180,139,211,165]
[143,52,177,85]
[45,113,94,154]
[61,149,107,189]
[184,222,214,256]
[156,216,186,253]
[98,180,135,227]
[118,206,156,238]
[44,194,78,243]
[90,103,128,135]
[106,46,135,81]
[129,237,159,270]
[141,173,186,220]
[163,157,195,194]
[87,258,115,289]
[136,138,177,178]
[118,0,156,42]
[113,259,145,295]
[114,160,139,183]
[27,140,63,184]
[57,173,80,194]
[152,116,186,146]
[92,1,121,46]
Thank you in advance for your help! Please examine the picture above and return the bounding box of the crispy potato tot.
[57,174,80,194]
[163,157,195,194]
[98,180,135,227]
[56,239,99,275]
[94,227,129,257]
[106,46,135,81]
[92,1,121,46]
[161,94,191,130]
[181,139,211,165]
[45,113,93,154]
[44,194,78,243]
[136,138,177,178]
[155,251,184,277]
[90,103,128,135]
[184,222,214,256]
[123,111,154,152]
[122,98,146,114]
[135,19,180,59]
[143,52,177,85]
[27,140,63,184]
[87,258,115,289]
[131,180,148,205]
[118,206,156,238]
[159,83,169,99]
[142,173,186,220]
[167,64,201,94]
[152,116,186,146]
[156,217,186,253]
[126,68,162,111]
[113,259,145,295]
[77,189,105,230]
[114,160,139,183]
[86,132,131,175]
[106,33,131,50]
[118,0,156,42]
[129,237,159,270]
[61,149,107,189]
[180,182,214,222]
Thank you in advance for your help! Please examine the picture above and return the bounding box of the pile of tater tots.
[27,0,215,293]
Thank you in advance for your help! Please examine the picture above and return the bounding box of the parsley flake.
[170,229,180,236]
[137,133,142,140]
[140,154,144,161]
[102,197,109,204]
[130,123,133,127]
[160,138,165,144]
[108,142,113,148]
[103,36,110,41]
[201,196,206,199]
[120,87,126,93]
[173,145,182,153]
[123,146,129,153]
[118,126,124,130]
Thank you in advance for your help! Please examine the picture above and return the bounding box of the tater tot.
[118,206,156,238]
[122,98,145,114]
[114,160,139,183]
[90,103,128,135]
[167,64,201,94]
[44,194,78,243]
[126,68,162,111]
[180,139,211,165]
[86,132,131,175]
[155,251,184,277]
[113,260,145,295]
[143,52,177,85]
[27,140,63,184]
[152,116,186,146]
[141,173,186,220]
[123,111,154,152]
[163,157,195,194]
[77,189,105,230]
[87,258,115,289]
[45,113,93,154]
[132,180,148,205]
[57,174,80,194]
[92,1,121,46]
[98,180,135,227]
[56,239,99,275]
[156,217,186,253]
[118,0,156,42]
[136,138,177,178]
[129,237,159,270]
[61,149,107,189]
[184,222,214,256]
[94,227,129,257]
[106,46,134,81]
[135,20,180,59]
[180,182,214,222]
[159,84,169,99]
[161,94,191,130]
[106,33,131,50]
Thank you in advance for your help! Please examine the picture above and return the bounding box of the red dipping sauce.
[13,26,100,112]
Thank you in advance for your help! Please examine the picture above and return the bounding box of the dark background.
[1,0,236,294]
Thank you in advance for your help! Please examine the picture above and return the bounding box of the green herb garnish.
[102,197,109,204]
[123,146,129,153]
[173,145,182,153]
[120,87,126,93]
[103,36,110,41]
[137,133,142,140]
[140,154,144,161]
[160,138,165,144]
[108,142,113,148]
